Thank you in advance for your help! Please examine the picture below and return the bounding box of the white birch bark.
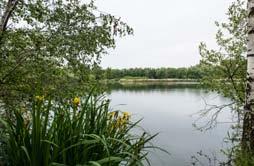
[242,0,254,151]
[247,0,254,99]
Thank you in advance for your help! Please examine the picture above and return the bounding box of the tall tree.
[199,1,248,161]
[199,0,247,108]
[242,0,254,152]
[0,0,133,108]
[199,0,254,155]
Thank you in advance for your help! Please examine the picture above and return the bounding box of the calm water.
[107,84,233,166]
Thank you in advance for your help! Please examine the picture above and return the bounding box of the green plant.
[234,150,254,166]
[0,0,133,109]
[0,93,157,166]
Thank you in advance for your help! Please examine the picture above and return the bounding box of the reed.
[0,93,157,166]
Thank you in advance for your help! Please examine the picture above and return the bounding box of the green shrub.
[0,93,157,166]
[234,150,254,166]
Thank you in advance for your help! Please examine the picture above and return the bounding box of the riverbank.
[105,78,199,85]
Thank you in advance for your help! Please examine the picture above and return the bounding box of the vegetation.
[0,0,158,165]
[199,0,246,108]
[198,0,254,164]
[234,151,254,166]
[1,0,252,165]
[107,83,199,92]
[0,94,156,166]
[0,0,133,109]
[104,65,204,80]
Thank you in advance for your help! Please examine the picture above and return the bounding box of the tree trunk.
[242,0,254,152]
[0,0,19,43]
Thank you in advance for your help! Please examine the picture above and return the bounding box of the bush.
[234,150,254,166]
[0,93,156,166]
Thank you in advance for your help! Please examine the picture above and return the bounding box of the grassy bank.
[104,78,199,85]
[119,78,198,83]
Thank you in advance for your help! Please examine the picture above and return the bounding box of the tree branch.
[0,0,19,41]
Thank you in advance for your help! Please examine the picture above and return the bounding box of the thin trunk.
[0,0,19,43]
[242,0,254,152]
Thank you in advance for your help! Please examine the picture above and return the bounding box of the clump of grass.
[0,93,157,166]
[234,150,254,166]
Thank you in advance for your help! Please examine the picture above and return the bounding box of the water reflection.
[107,83,200,92]
[107,83,232,166]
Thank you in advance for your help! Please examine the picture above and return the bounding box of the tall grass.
[234,150,254,166]
[0,93,157,166]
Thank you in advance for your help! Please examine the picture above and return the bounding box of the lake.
[107,84,233,166]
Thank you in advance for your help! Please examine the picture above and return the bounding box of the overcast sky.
[95,0,235,69]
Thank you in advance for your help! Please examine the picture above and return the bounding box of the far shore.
[104,78,200,85]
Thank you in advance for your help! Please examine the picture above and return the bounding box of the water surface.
[108,84,232,166]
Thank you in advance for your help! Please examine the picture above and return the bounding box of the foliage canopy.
[0,0,133,106]
[199,0,247,107]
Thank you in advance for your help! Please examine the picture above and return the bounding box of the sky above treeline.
[95,0,235,69]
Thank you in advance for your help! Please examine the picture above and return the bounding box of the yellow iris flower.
[35,95,44,102]
[108,111,116,118]
[73,97,80,106]
[123,112,131,120]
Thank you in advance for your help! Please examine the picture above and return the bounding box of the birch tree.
[199,0,254,155]
[242,0,254,152]
[198,1,248,161]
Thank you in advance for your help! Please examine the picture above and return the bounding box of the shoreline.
[119,78,198,83]
[103,79,200,86]
[105,78,199,84]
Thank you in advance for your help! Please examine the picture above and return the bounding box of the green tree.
[0,0,133,108]
[198,0,253,161]
[199,0,246,107]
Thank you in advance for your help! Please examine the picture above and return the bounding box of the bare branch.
[193,97,235,131]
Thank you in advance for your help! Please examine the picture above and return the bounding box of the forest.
[103,65,204,79]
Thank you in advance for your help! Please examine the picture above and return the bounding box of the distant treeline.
[104,65,204,79]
